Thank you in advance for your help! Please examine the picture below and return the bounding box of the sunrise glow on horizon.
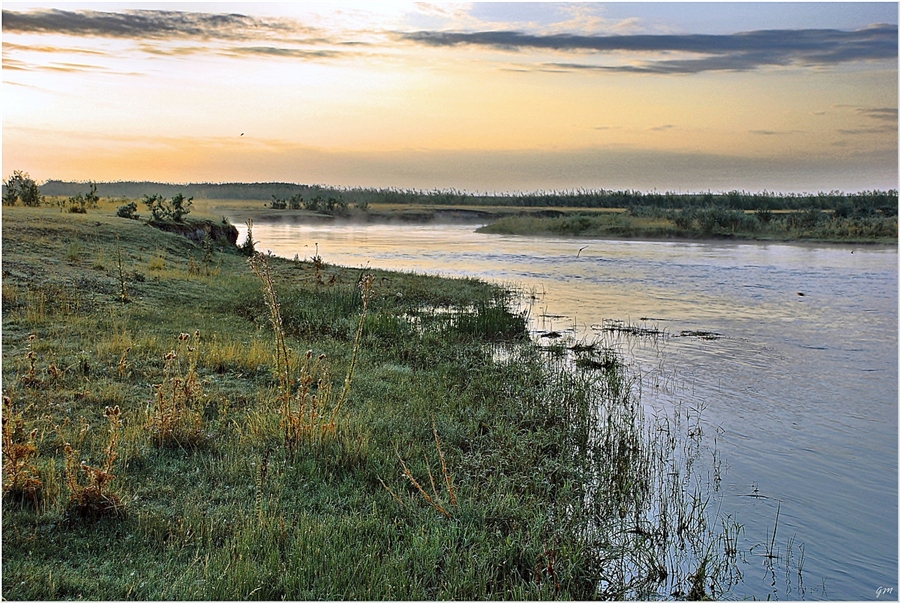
[2,2,897,193]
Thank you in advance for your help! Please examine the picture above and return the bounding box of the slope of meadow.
[2,206,738,600]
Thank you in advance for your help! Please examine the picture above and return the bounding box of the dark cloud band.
[401,25,897,73]
[1,8,300,40]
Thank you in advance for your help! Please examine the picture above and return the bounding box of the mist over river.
[239,221,897,601]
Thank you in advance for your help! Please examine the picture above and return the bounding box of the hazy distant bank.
[35,179,898,213]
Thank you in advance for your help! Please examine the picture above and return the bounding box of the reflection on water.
[241,221,898,601]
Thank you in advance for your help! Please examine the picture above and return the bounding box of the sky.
[2,2,897,193]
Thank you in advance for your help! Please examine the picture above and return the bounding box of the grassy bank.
[478,206,898,244]
[3,206,740,599]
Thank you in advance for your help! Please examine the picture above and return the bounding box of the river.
[238,220,897,601]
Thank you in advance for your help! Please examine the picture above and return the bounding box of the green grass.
[3,205,741,599]
[478,208,898,244]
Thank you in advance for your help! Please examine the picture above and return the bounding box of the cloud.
[218,46,343,60]
[400,24,898,74]
[2,42,109,56]
[857,107,898,123]
[750,129,803,136]
[1,8,307,41]
[3,8,361,66]
[838,127,897,135]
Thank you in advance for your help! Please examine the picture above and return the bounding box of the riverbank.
[476,210,898,245]
[2,206,739,599]
[200,200,897,245]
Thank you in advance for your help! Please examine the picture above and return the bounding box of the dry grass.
[2,395,43,509]
[145,331,203,448]
[384,418,458,518]
[248,253,373,454]
[63,405,125,521]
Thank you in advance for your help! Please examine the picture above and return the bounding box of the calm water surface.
[241,221,897,601]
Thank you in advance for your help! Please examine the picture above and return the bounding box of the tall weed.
[146,332,203,448]
[63,405,125,520]
[248,253,373,453]
[2,395,43,509]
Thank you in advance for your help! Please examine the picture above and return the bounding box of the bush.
[116,201,139,219]
[239,219,255,256]
[671,209,695,230]
[142,193,192,222]
[65,182,100,214]
[3,170,43,207]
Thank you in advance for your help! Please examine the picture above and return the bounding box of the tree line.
[9,175,899,215]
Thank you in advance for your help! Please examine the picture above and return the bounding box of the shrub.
[116,201,139,219]
[671,209,695,230]
[170,193,192,221]
[3,170,43,207]
[239,219,256,256]
[142,192,193,222]
[66,182,100,213]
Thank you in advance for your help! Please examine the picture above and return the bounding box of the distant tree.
[170,193,193,222]
[3,171,43,207]
[142,194,169,221]
[142,192,192,222]
[66,181,100,213]
[304,195,322,212]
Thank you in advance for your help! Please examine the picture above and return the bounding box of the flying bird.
[576,246,588,257]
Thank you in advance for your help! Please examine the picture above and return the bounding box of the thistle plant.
[146,332,203,448]
[2,395,43,509]
[383,419,458,518]
[63,405,125,520]
[248,253,373,453]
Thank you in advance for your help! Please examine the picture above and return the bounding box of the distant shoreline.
[218,204,898,246]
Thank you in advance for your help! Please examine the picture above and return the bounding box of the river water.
[239,221,897,601]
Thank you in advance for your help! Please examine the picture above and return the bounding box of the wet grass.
[3,205,742,599]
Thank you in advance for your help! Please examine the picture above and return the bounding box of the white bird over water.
[576,246,588,257]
